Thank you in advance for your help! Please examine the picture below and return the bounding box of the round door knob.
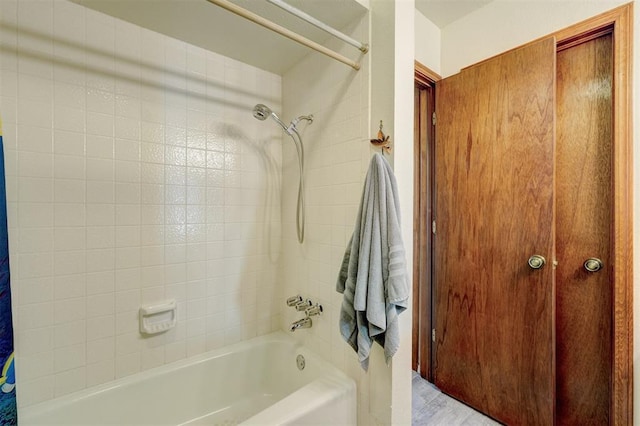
[584,258,603,272]
[528,255,546,269]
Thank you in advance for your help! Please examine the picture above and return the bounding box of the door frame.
[413,3,633,424]
[413,62,440,380]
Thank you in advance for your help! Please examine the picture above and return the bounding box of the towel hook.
[370,120,391,155]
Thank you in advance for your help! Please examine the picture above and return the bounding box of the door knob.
[528,255,546,269]
[584,258,603,273]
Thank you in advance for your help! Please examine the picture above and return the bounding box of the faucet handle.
[305,304,323,317]
[286,295,303,307]
[295,299,312,311]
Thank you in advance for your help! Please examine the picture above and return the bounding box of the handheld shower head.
[251,103,312,244]
[252,104,271,121]
[253,104,288,131]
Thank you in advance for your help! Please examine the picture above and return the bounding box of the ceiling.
[73,0,368,75]
[73,0,490,75]
[415,0,493,28]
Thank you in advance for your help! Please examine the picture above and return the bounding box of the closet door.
[433,37,556,425]
[556,33,613,425]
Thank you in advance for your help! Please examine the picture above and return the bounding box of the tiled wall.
[280,15,386,426]
[0,0,283,407]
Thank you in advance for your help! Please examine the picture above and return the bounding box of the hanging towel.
[336,153,409,370]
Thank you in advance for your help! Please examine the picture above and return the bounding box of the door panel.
[556,34,612,425]
[434,37,556,425]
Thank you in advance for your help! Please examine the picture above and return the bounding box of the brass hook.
[370,120,391,154]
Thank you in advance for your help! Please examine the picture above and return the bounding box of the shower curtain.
[0,118,16,425]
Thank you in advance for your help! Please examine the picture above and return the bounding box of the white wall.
[281,1,415,423]
[441,0,630,77]
[391,0,414,424]
[280,13,380,424]
[415,9,441,75]
[440,0,639,422]
[0,0,283,408]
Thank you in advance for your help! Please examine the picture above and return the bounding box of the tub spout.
[290,317,312,332]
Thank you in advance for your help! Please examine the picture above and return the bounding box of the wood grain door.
[433,37,556,425]
[555,33,613,425]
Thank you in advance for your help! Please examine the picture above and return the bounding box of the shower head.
[253,104,272,121]
[253,104,288,131]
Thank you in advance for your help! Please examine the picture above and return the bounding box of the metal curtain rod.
[266,0,369,53]
[205,0,361,70]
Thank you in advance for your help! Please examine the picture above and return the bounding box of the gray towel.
[336,153,409,370]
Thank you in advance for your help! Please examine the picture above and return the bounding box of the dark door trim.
[413,61,440,380]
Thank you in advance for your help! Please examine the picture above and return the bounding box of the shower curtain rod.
[205,0,362,70]
[266,0,368,53]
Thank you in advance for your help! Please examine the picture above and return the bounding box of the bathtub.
[20,332,357,425]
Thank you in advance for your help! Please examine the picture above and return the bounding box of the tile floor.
[412,371,502,425]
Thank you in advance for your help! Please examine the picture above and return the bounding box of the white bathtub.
[20,332,357,425]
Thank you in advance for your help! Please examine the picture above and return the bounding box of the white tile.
[54,203,85,227]
[19,277,54,304]
[18,350,54,381]
[53,320,86,348]
[115,117,140,141]
[141,346,164,370]
[86,248,115,273]
[18,376,54,407]
[17,99,52,128]
[18,227,53,253]
[115,332,140,356]
[54,82,85,110]
[86,226,115,250]
[53,250,85,276]
[115,247,140,269]
[54,274,86,300]
[19,252,53,279]
[18,151,53,178]
[53,130,84,156]
[54,179,85,203]
[113,287,140,317]
[86,181,114,204]
[87,336,114,363]
[86,204,115,226]
[53,106,84,133]
[115,226,140,247]
[54,155,85,180]
[54,228,85,251]
[54,343,86,373]
[19,177,53,203]
[54,297,86,324]
[87,294,115,319]
[18,326,53,355]
[86,112,114,137]
[115,138,140,161]
[115,182,140,204]
[115,268,140,292]
[86,135,114,160]
[115,160,140,183]
[18,301,53,329]
[164,340,186,364]
[86,271,115,295]
[115,204,140,226]
[54,366,85,397]
[86,88,114,114]
[86,359,114,387]
[115,352,140,378]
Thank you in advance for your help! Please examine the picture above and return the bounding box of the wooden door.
[433,37,556,425]
[555,33,613,425]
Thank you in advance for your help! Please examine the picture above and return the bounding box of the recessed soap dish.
[139,300,177,335]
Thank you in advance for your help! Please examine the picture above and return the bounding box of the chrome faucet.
[290,317,312,332]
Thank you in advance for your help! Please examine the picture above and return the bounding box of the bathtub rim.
[19,330,343,421]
